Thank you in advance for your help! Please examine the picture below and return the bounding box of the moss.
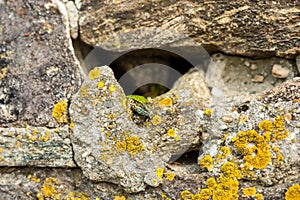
[151,115,162,126]
[52,100,68,124]
[88,68,101,80]
[242,187,256,196]
[199,155,213,171]
[204,109,212,117]
[285,184,300,200]
[127,95,149,104]
[156,168,164,181]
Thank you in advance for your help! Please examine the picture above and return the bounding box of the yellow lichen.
[151,115,162,126]
[258,120,274,131]
[164,173,176,181]
[242,187,256,196]
[114,196,126,200]
[204,109,212,117]
[217,146,231,161]
[276,153,284,162]
[0,67,7,80]
[180,190,194,200]
[88,68,101,80]
[156,168,164,181]
[199,155,213,171]
[97,81,105,88]
[221,162,242,179]
[38,131,50,142]
[0,147,2,153]
[115,133,144,156]
[256,193,263,200]
[38,177,58,198]
[52,99,68,124]
[159,97,173,107]
[238,115,248,123]
[232,130,271,169]
[285,184,300,200]
[167,129,176,137]
[109,84,115,92]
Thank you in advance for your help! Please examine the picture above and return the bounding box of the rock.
[222,115,233,123]
[77,0,300,58]
[0,126,75,167]
[70,66,211,192]
[244,61,250,67]
[0,0,82,127]
[66,1,79,39]
[297,55,300,74]
[272,64,290,78]
[251,75,264,83]
[250,63,258,70]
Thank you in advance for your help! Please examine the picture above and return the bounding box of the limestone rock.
[70,66,211,192]
[77,0,300,58]
[0,0,81,128]
[272,64,290,78]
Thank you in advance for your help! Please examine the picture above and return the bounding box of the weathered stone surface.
[0,126,75,167]
[70,66,211,192]
[77,0,300,58]
[0,0,81,127]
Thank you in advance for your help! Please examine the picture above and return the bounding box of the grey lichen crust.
[70,66,211,192]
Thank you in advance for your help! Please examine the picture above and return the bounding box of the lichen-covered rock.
[195,78,300,200]
[70,66,211,192]
[77,0,300,58]
[0,126,75,167]
[0,0,81,127]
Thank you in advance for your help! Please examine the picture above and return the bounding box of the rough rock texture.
[69,66,211,192]
[0,0,81,128]
[77,0,300,58]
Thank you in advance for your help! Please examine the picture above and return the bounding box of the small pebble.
[272,64,290,78]
[284,113,292,124]
[251,75,264,83]
[222,115,233,123]
[244,60,250,67]
[250,63,258,70]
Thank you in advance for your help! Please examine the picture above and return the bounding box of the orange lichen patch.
[285,184,300,200]
[167,129,176,137]
[292,98,299,103]
[159,97,173,107]
[38,131,50,142]
[276,153,284,162]
[109,84,115,92]
[232,130,271,169]
[97,81,105,89]
[0,148,2,153]
[217,146,231,161]
[242,187,256,196]
[114,196,126,200]
[37,177,58,199]
[199,155,213,171]
[0,67,7,80]
[164,173,176,181]
[27,174,41,183]
[88,68,101,80]
[256,193,263,200]
[221,162,242,179]
[115,133,144,156]
[156,168,164,181]
[66,191,90,200]
[52,99,68,124]
[151,115,162,126]
[258,120,274,131]
[204,109,212,117]
[180,190,195,200]
[16,141,21,148]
